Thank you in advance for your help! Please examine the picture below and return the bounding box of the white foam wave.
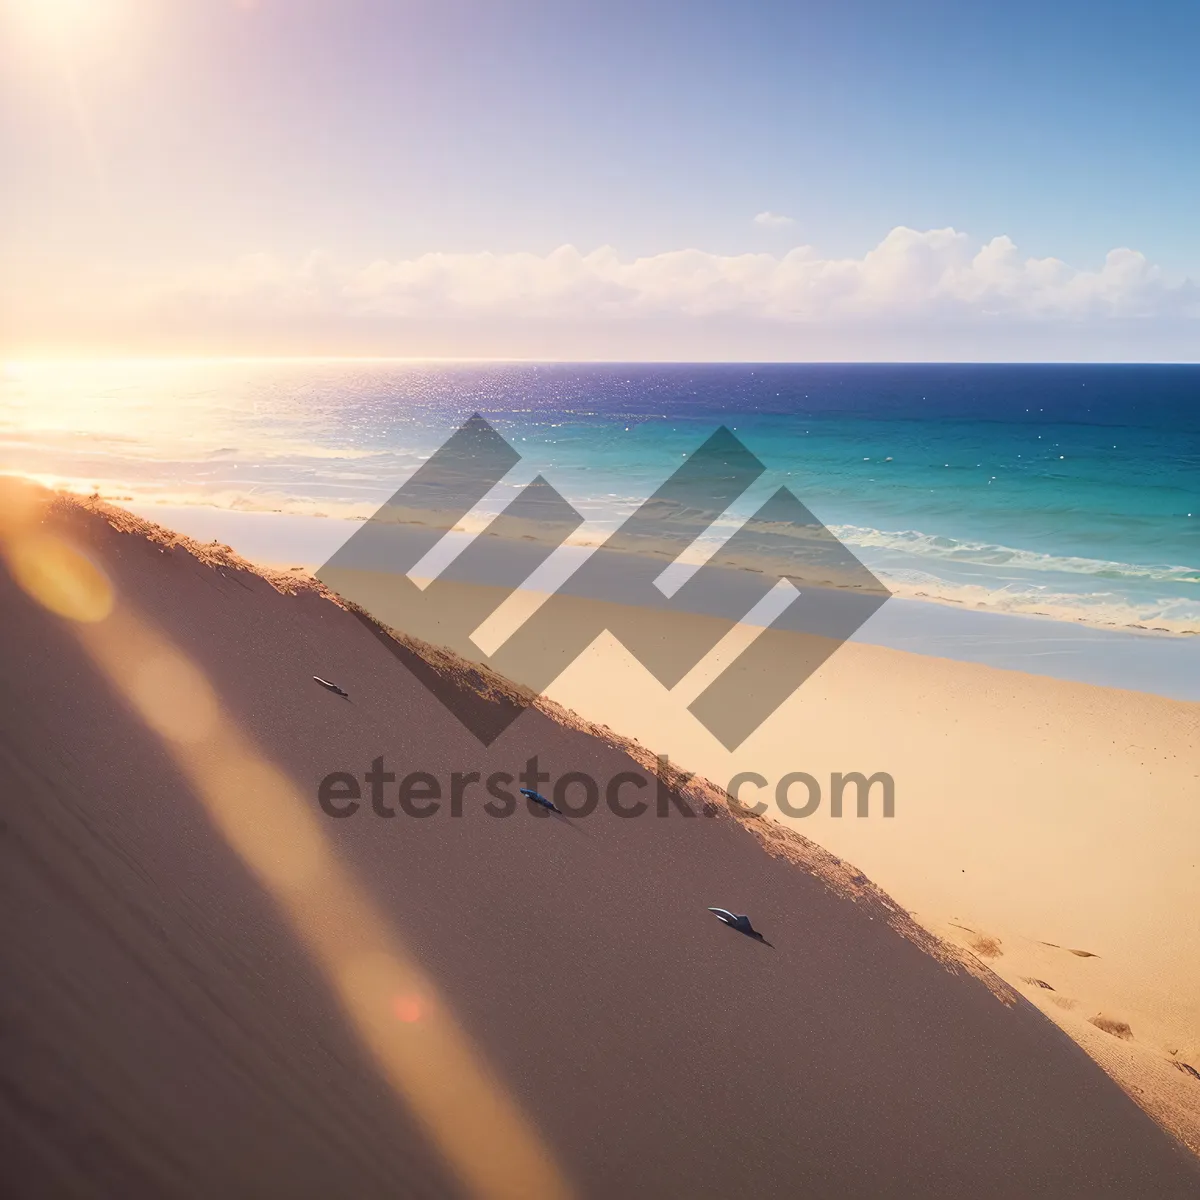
[831,524,1200,586]
[876,574,1200,635]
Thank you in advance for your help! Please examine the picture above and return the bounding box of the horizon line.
[5,355,1200,369]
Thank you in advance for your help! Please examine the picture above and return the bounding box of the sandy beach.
[2,480,1198,1197]
[545,630,1200,1155]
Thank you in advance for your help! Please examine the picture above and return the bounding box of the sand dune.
[541,604,1200,1157]
[2,483,1199,1198]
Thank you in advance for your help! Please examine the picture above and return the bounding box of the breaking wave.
[830,525,1200,587]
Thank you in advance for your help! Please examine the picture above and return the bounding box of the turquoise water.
[3,359,1198,634]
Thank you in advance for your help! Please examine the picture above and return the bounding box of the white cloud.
[142,228,1193,322]
[753,211,795,228]
[8,228,1197,359]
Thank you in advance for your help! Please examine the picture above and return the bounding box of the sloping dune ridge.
[1,482,1198,1199]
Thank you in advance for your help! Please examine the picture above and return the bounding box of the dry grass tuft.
[967,933,1003,959]
[1089,1015,1134,1040]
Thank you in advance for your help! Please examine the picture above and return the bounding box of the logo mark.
[317,416,889,748]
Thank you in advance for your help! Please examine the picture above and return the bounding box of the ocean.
[4,359,1199,693]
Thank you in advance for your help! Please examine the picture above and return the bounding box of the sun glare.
[3,0,138,55]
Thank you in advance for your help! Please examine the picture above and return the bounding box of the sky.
[1,0,1198,360]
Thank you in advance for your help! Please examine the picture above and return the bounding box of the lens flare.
[68,586,575,1200]
[4,532,114,623]
[130,652,220,744]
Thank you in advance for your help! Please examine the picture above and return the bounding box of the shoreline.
[8,453,1196,637]
[118,498,1200,701]
[6,458,1197,638]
